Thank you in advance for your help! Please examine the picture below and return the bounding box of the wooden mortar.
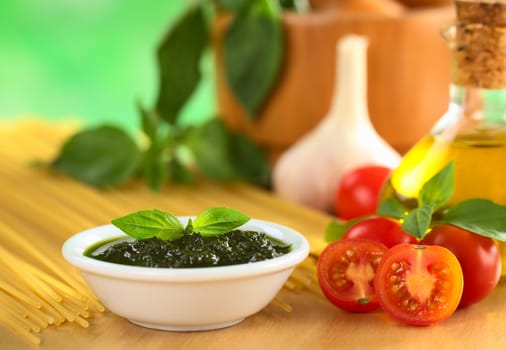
[213,6,455,162]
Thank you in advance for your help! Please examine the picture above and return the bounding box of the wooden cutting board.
[1,120,506,349]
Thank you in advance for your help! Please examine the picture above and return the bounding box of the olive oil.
[383,133,506,205]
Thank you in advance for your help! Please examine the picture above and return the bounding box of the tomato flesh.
[343,216,418,248]
[317,239,388,313]
[421,225,501,308]
[375,244,463,326]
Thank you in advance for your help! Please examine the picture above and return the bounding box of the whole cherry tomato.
[343,216,418,248]
[374,243,463,326]
[336,165,391,220]
[421,225,501,308]
[317,239,388,313]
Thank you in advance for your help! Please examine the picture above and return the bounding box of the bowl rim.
[62,217,310,282]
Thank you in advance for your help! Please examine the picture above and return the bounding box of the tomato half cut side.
[375,244,463,326]
[317,239,388,313]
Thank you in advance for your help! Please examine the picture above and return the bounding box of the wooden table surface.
[1,120,506,350]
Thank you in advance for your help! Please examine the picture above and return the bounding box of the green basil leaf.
[377,198,407,219]
[156,4,208,124]
[224,0,283,117]
[188,118,269,184]
[227,132,270,186]
[418,161,454,211]
[193,206,250,236]
[112,209,185,240]
[51,126,141,187]
[439,199,506,241]
[402,205,434,240]
[324,219,360,242]
[189,118,237,180]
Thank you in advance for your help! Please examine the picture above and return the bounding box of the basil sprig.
[377,161,506,241]
[325,161,506,242]
[111,206,250,241]
[43,3,271,190]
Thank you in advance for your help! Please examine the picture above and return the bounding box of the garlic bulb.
[272,35,401,212]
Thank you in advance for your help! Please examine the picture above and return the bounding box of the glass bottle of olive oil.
[381,0,506,274]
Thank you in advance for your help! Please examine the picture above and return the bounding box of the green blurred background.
[0,0,213,133]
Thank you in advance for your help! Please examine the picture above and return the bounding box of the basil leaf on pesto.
[111,207,250,241]
[112,209,185,241]
[193,207,250,236]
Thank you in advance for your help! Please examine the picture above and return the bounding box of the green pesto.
[85,230,291,268]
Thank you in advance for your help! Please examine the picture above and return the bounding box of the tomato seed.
[391,284,402,293]
[335,279,348,288]
[433,295,446,304]
[437,280,450,290]
[389,275,399,283]
[345,249,355,258]
[332,272,345,280]
[408,301,419,312]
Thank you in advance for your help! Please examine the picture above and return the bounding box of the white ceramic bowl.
[62,217,310,331]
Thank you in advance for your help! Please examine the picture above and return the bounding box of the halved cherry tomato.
[336,165,391,220]
[343,216,418,248]
[375,244,463,326]
[421,225,501,308]
[317,239,388,313]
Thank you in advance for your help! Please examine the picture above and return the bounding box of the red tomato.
[375,243,463,326]
[317,239,388,313]
[336,165,391,220]
[343,216,418,248]
[421,225,501,308]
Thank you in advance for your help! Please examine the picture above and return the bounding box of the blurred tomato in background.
[335,165,392,220]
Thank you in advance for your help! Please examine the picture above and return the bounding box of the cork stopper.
[452,0,506,88]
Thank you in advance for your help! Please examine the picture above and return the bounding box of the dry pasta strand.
[272,297,293,312]
[0,313,41,345]
[0,279,43,309]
